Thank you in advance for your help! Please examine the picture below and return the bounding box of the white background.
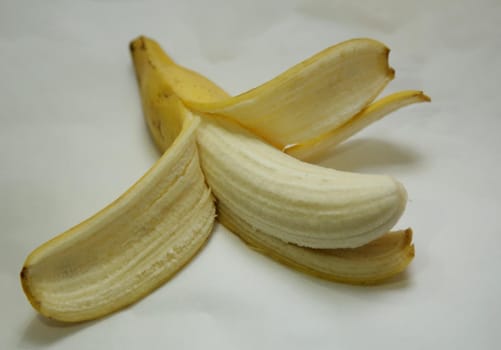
[1,0,500,349]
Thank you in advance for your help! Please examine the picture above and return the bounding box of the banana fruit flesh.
[21,35,427,323]
[197,115,407,249]
[20,98,215,322]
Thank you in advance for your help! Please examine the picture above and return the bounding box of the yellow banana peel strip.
[286,90,431,161]
[21,97,215,322]
[184,39,395,149]
[218,201,414,285]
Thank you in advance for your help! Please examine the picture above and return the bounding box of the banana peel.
[20,96,215,322]
[286,90,431,161]
[184,39,396,149]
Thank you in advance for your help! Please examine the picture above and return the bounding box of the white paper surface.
[2,0,501,349]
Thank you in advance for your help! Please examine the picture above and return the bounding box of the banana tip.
[129,36,147,52]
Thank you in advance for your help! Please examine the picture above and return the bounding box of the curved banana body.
[21,98,215,322]
[197,115,407,248]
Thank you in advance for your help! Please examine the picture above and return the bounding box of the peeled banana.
[130,37,426,275]
[21,35,428,323]
[196,115,407,249]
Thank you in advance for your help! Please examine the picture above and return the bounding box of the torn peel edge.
[285,90,431,161]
